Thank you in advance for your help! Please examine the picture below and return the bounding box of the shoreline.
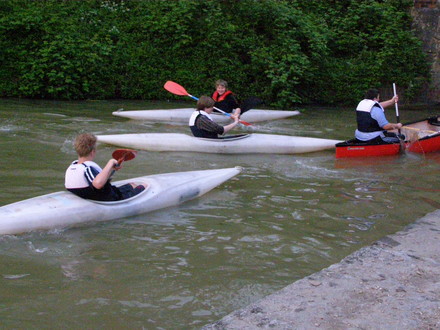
[204,210,440,329]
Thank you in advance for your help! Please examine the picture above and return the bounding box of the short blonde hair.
[215,79,228,89]
[74,133,97,157]
[197,96,215,110]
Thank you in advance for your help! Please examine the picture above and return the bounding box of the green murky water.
[1,99,439,328]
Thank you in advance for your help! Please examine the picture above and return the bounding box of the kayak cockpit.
[197,134,250,142]
[88,183,150,205]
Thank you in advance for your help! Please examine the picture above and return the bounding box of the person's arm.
[383,122,402,131]
[92,159,118,189]
[380,95,398,109]
[222,113,240,134]
[371,106,402,131]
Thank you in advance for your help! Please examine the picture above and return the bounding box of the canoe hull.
[335,139,401,158]
[406,134,440,153]
[112,108,300,123]
[0,167,241,235]
[97,133,341,154]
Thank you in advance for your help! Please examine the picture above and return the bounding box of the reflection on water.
[0,99,439,328]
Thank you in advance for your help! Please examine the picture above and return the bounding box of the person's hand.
[108,158,121,171]
[230,112,239,123]
[396,123,402,129]
[393,95,399,103]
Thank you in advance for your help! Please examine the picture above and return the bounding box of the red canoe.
[336,115,440,158]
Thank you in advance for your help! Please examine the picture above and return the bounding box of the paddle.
[112,148,137,165]
[111,149,137,175]
[164,80,252,126]
[391,83,407,153]
[392,83,401,134]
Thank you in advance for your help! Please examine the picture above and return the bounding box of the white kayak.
[0,167,241,235]
[97,133,341,154]
[112,108,300,123]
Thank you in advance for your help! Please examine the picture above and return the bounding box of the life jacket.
[356,99,384,133]
[212,90,233,102]
[65,161,120,201]
[189,110,219,139]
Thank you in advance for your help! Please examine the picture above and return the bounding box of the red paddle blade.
[112,149,137,162]
[164,81,189,96]
[239,119,252,126]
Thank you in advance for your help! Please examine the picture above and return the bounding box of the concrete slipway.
[203,210,440,329]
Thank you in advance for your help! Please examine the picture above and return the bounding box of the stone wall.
[411,1,440,103]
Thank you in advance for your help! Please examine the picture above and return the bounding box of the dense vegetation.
[0,0,430,107]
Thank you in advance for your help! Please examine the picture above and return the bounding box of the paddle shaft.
[392,83,401,134]
[110,158,125,177]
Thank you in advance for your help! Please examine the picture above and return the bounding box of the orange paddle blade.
[164,81,189,96]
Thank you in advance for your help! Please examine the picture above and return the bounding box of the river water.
[1,98,439,328]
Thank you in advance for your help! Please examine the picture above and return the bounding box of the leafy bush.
[0,0,430,106]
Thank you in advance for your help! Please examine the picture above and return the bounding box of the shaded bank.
[204,209,440,329]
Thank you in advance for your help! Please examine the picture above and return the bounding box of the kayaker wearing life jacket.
[212,79,242,116]
[65,133,146,201]
[355,88,402,143]
[189,95,239,139]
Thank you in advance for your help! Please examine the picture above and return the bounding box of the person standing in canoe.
[212,79,242,116]
[355,88,403,143]
[65,133,146,201]
[189,96,240,138]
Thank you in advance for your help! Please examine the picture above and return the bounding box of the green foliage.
[296,0,429,104]
[0,0,431,106]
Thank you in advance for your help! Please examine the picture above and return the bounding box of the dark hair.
[365,89,379,100]
[197,96,215,110]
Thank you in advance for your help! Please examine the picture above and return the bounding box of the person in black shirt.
[189,96,239,138]
[211,79,242,116]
